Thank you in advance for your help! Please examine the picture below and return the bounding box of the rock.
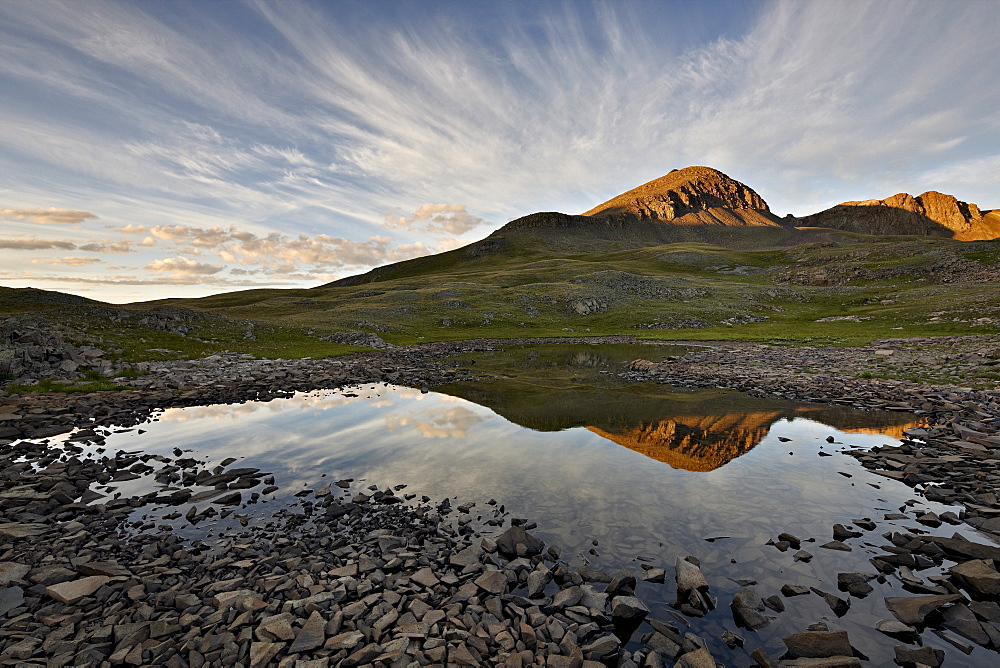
[781,584,809,597]
[249,641,284,668]
[731,587,769,630]
[44,575,110,604]
[793,550,813,562]
[289,610,326,653]
[77,560,130,577]
[474,569,508,595]
[326,630,364,650]
[941,602,991,647]
[611,595,649,620]
[0,562,29,585]
[819,540,852,552]
[581,634,619,661]
[893,644,944,667]
[675,646,715,667]
[722,630,743,649]
[950,559,1000,596]
[0,586,23,615]
[527,567,552,598]
[811,588,850,616]
[832,524,862,540]
[552,586,583,608]
[495,525,543,557]
[675,556,708,593]
[875,619,916,636]
[410,567,440,589]
[885,594,963,625]
[837,572,876,598]
[782,630,852,659]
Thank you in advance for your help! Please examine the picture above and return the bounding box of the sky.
[2,0,999,303]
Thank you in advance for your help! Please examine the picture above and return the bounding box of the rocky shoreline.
[2,335,1000,666]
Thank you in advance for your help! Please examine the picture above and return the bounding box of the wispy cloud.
[0,0,998,300]
[0,207,97,224]
[0,238,77,250]
[31,256,103,266]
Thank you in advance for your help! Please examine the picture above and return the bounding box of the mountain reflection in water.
[438,343,920,471]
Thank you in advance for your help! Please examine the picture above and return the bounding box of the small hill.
[583,165,783,227]
[797,191,1000,241]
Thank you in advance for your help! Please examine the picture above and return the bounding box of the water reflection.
[86,344,993,666]
[437,343,919,471]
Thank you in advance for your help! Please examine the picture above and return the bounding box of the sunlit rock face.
[587,411,784,472]
[797,191,1000,240]
[582,166,783,227]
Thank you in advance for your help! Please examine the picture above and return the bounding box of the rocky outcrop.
[582,166,783,227]
[798,191,1000,241]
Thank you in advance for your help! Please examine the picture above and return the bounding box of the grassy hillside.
[142,231,1000,348]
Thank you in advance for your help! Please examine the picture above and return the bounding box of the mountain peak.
[582,166,782,227]
[798,190,1000,241]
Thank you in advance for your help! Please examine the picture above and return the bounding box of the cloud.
[150,225,191,241]
[117,224,148,234]
[78,240,133,253]
[0,238,76,250]
[31,256,103,266]
[385,204,486,235]
[0,207,97,224]
[385,405,486,438]
[146,256,223,275]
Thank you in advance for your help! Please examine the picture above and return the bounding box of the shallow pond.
[85,343,996,665]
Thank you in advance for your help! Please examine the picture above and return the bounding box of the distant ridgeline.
[488,165,1000,250]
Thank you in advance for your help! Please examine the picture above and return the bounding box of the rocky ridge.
[797,191,1000,241]
[582,166,782,228]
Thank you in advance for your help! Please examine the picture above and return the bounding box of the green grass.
[5,232,1000,363]
[3,378,133,395]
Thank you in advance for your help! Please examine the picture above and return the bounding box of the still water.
[92,343,995,665]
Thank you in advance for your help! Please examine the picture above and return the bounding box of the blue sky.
[2,0,998,302]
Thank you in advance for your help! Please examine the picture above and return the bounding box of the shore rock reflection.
[438,343,921,471]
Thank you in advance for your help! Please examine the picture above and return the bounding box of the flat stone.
[675,556,708,592]
[249,641,284,668]
[474,569,507,595]
[326,630,364,650]
[819,540,852,552]
[44,575,110,604]
[0,523,48,540]
[410,567,440,589]
[213,589,257,609]
[812,588,850,616]
[675,646,715,667]
[875,619,916,636]
[781,584,810,597]
[0,586,24,615]
[0,562,29,585]
[289,610,326,653]
[552,585,583,608]
[837,572,876,598]
[611,595,649,620]
[885,594,963,625]
[782,630,852,659]
[950,559,1000,596]
[77,561,130,577]
[893,644,944,667]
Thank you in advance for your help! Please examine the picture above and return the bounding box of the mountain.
[796,191,1000,241]
[491,166,805,251]
[582,165,782,227]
